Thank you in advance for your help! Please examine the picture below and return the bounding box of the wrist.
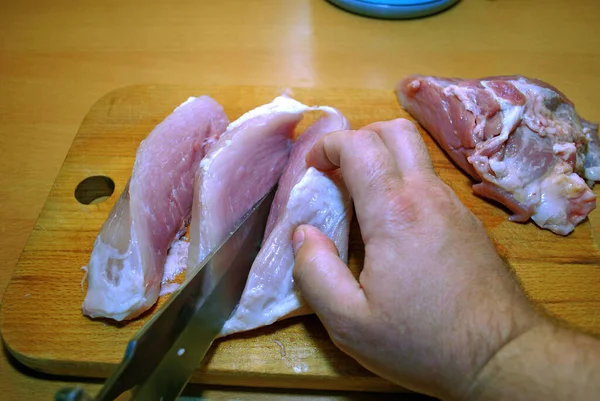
[462,315,553,401]
[447,281,547,401]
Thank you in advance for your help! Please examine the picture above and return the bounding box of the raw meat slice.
[397,75,599,235]
[220,109,352,337]
[82,96,229,321]
[186,95,335,276]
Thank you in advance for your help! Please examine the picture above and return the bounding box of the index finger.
[305,129,402,242]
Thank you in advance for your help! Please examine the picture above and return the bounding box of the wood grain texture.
[2,84,600,394]
[1,0,600,399]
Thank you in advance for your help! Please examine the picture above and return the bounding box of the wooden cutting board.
[2,85,600,393]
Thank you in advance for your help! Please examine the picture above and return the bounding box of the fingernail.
[292,227,305,255]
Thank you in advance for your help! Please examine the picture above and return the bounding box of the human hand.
[291,119,541,399]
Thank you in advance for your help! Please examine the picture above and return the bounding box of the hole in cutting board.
[74,176,115,205]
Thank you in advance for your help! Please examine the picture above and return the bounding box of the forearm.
[466,318,600,401]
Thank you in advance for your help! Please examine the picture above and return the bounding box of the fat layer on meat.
[397,75,599,235]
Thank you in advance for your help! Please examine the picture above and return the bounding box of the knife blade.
[56,186,276,401]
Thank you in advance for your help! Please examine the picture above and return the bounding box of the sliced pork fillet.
[220,109,352,336]
[83,96,229,321]
[186,95,334,276]
[397,75,599,235]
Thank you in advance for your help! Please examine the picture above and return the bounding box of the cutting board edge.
[85,83,399,113]
[0,337,405,393]
[188,372,405,393]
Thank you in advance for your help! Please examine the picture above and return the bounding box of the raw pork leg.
[83,96,229,321]
[397,75,599,235]
[186,96,334,276]
[583,119,600,181]
[220,109,352,336]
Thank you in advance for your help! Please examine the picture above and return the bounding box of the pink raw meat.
[220,108,352,336]
[82,96,229,321]
[186,95,333,275]
[397,75,599,235]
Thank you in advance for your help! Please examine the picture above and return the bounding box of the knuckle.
[350,129,383,153]
[414,179,485,232]
[382,177,428,224]
[375,177,463,231]
[353,129,380,144]
[386,190,424,227]
[391,118,418,133]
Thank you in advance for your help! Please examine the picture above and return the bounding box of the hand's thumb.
[292,224,368,323]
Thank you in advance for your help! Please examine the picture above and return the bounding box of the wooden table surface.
[1,1,599,399]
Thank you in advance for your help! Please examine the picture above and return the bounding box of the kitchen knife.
[56,186,276,401]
